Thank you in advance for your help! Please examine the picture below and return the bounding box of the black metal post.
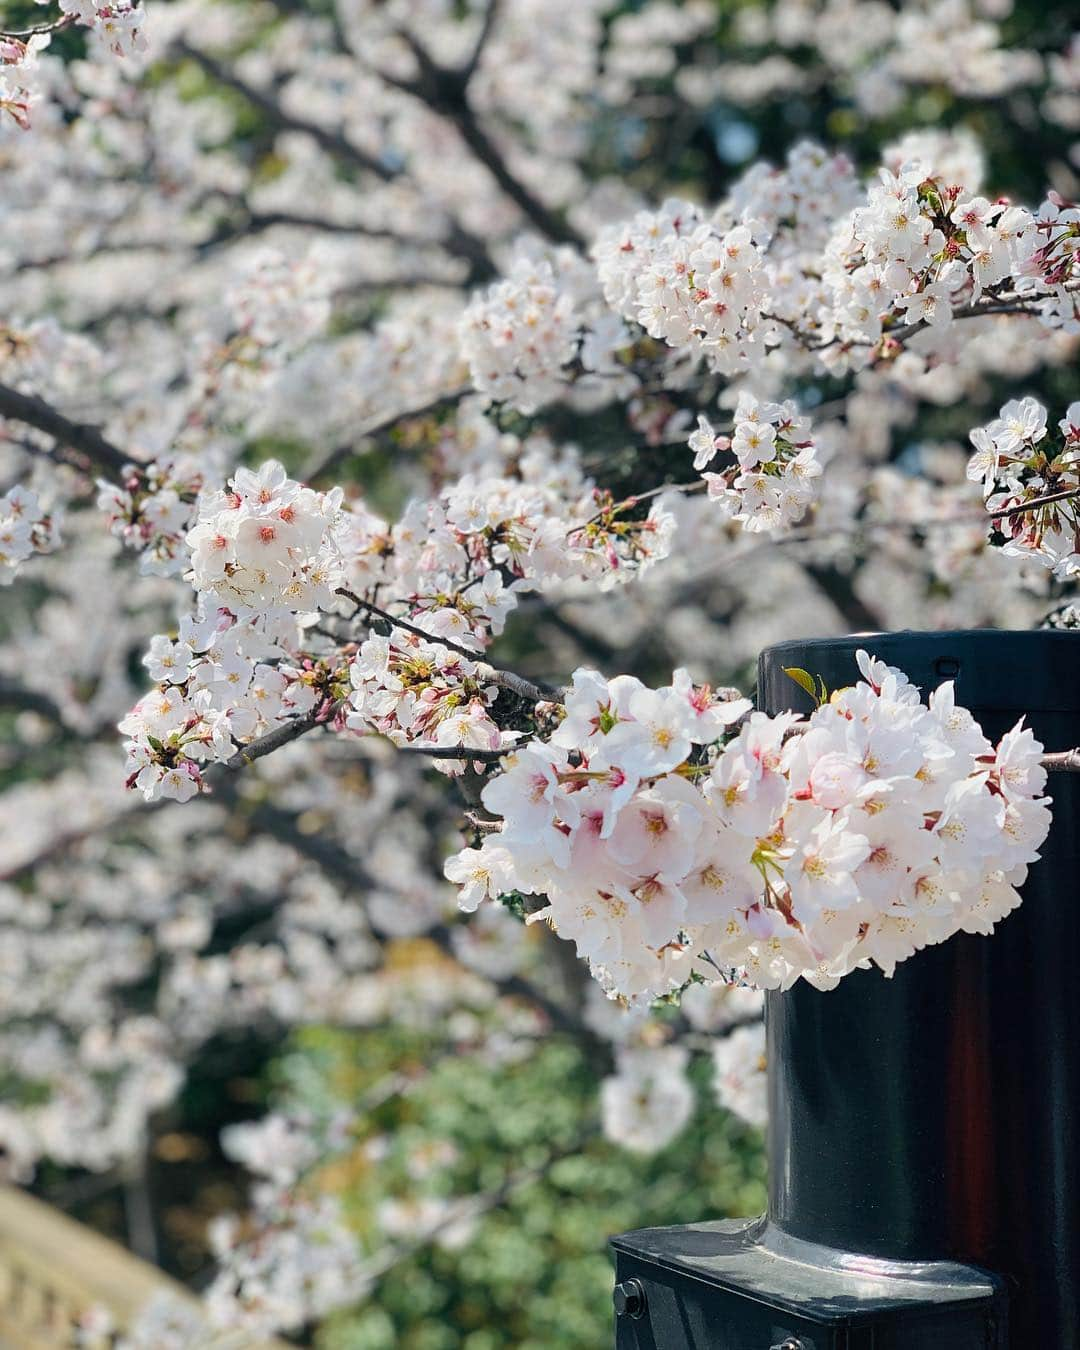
[612,629,1080,1349]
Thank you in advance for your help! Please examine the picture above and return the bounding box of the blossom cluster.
[446,651,1052,1001]
[587,977,766,1153]
[0,317,100,392]
[713,1022,768,1130]
[0,483,58,582]
[691,391,821,532]
[444,667,754,995]
[223,248,333,368]
[355,427,682,623]
[601,1045,695,1154]
[595,203,768,373]
[328,432,709,767]
[824,164,1042,346]
[969,397,1080,579]
[459,253,582,413]
[200,1113,367,1337]
[186,460,345,614]
[458,244,640,414]
[120,609,332,801]
[726,141,863,262]
[337,425,673,622]
[585,142,1079,379]
[96,454,203,575]
[66,1,148,58]
[695,0,1042,120]
[346,625,518,775]
[1,2,147,132]
[117,435,693,798]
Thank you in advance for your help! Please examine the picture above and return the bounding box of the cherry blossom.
[969,397,1080,578]
[0,3,1078,1340]
[0,483,59,581]
[447,653,1052,1000]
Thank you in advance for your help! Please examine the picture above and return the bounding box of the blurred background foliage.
[289,1024,764,1350]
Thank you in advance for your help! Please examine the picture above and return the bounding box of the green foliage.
[271,1025,765,1350]
[783,666,828,706]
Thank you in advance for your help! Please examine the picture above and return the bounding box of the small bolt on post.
[612,1279,646,1320]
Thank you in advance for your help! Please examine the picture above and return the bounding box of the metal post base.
[611,1216,1006,1349]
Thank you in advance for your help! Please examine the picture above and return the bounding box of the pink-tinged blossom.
[448,655,1051,1002]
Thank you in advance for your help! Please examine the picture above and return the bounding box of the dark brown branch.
[200,205,494,283]
[334,588,557,702]
[462,0,502,81]
[388,31,585,249]
[0,13,74,39]
[888,280,1080,348]
[176,41,395,182]
[194,210,408,257]
[218,701,343,773]
[988,486,1080,519]
[396,743,511,762]
[0,676,67,725]
[0,382,135,477]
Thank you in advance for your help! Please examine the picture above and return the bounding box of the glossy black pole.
[758,630,1080,1348]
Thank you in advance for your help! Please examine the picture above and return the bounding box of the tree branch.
[0,14,74,39]
[395,743,511,762]
[888,279,1080,348]
[334,588,557,702]
[303,388,469,483]
[0,382,135,478]
[387,30,585,248]
[1043,748,1080,772]
[218,701,343,774]
[462,0,502,82]
[176,41,395,182]
[988,486,1080,519]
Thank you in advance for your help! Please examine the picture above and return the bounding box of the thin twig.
[987,486,1080,519]
[888,279,1080,348]
[573,479,705,532]
[303,387,469,483]
[334,588,556,702]
[0,14,75,39]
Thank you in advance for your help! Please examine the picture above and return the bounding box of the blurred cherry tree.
[1,0,1078,1345]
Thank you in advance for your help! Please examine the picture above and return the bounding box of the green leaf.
[782,667,818,702]
[782,667,828,707]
